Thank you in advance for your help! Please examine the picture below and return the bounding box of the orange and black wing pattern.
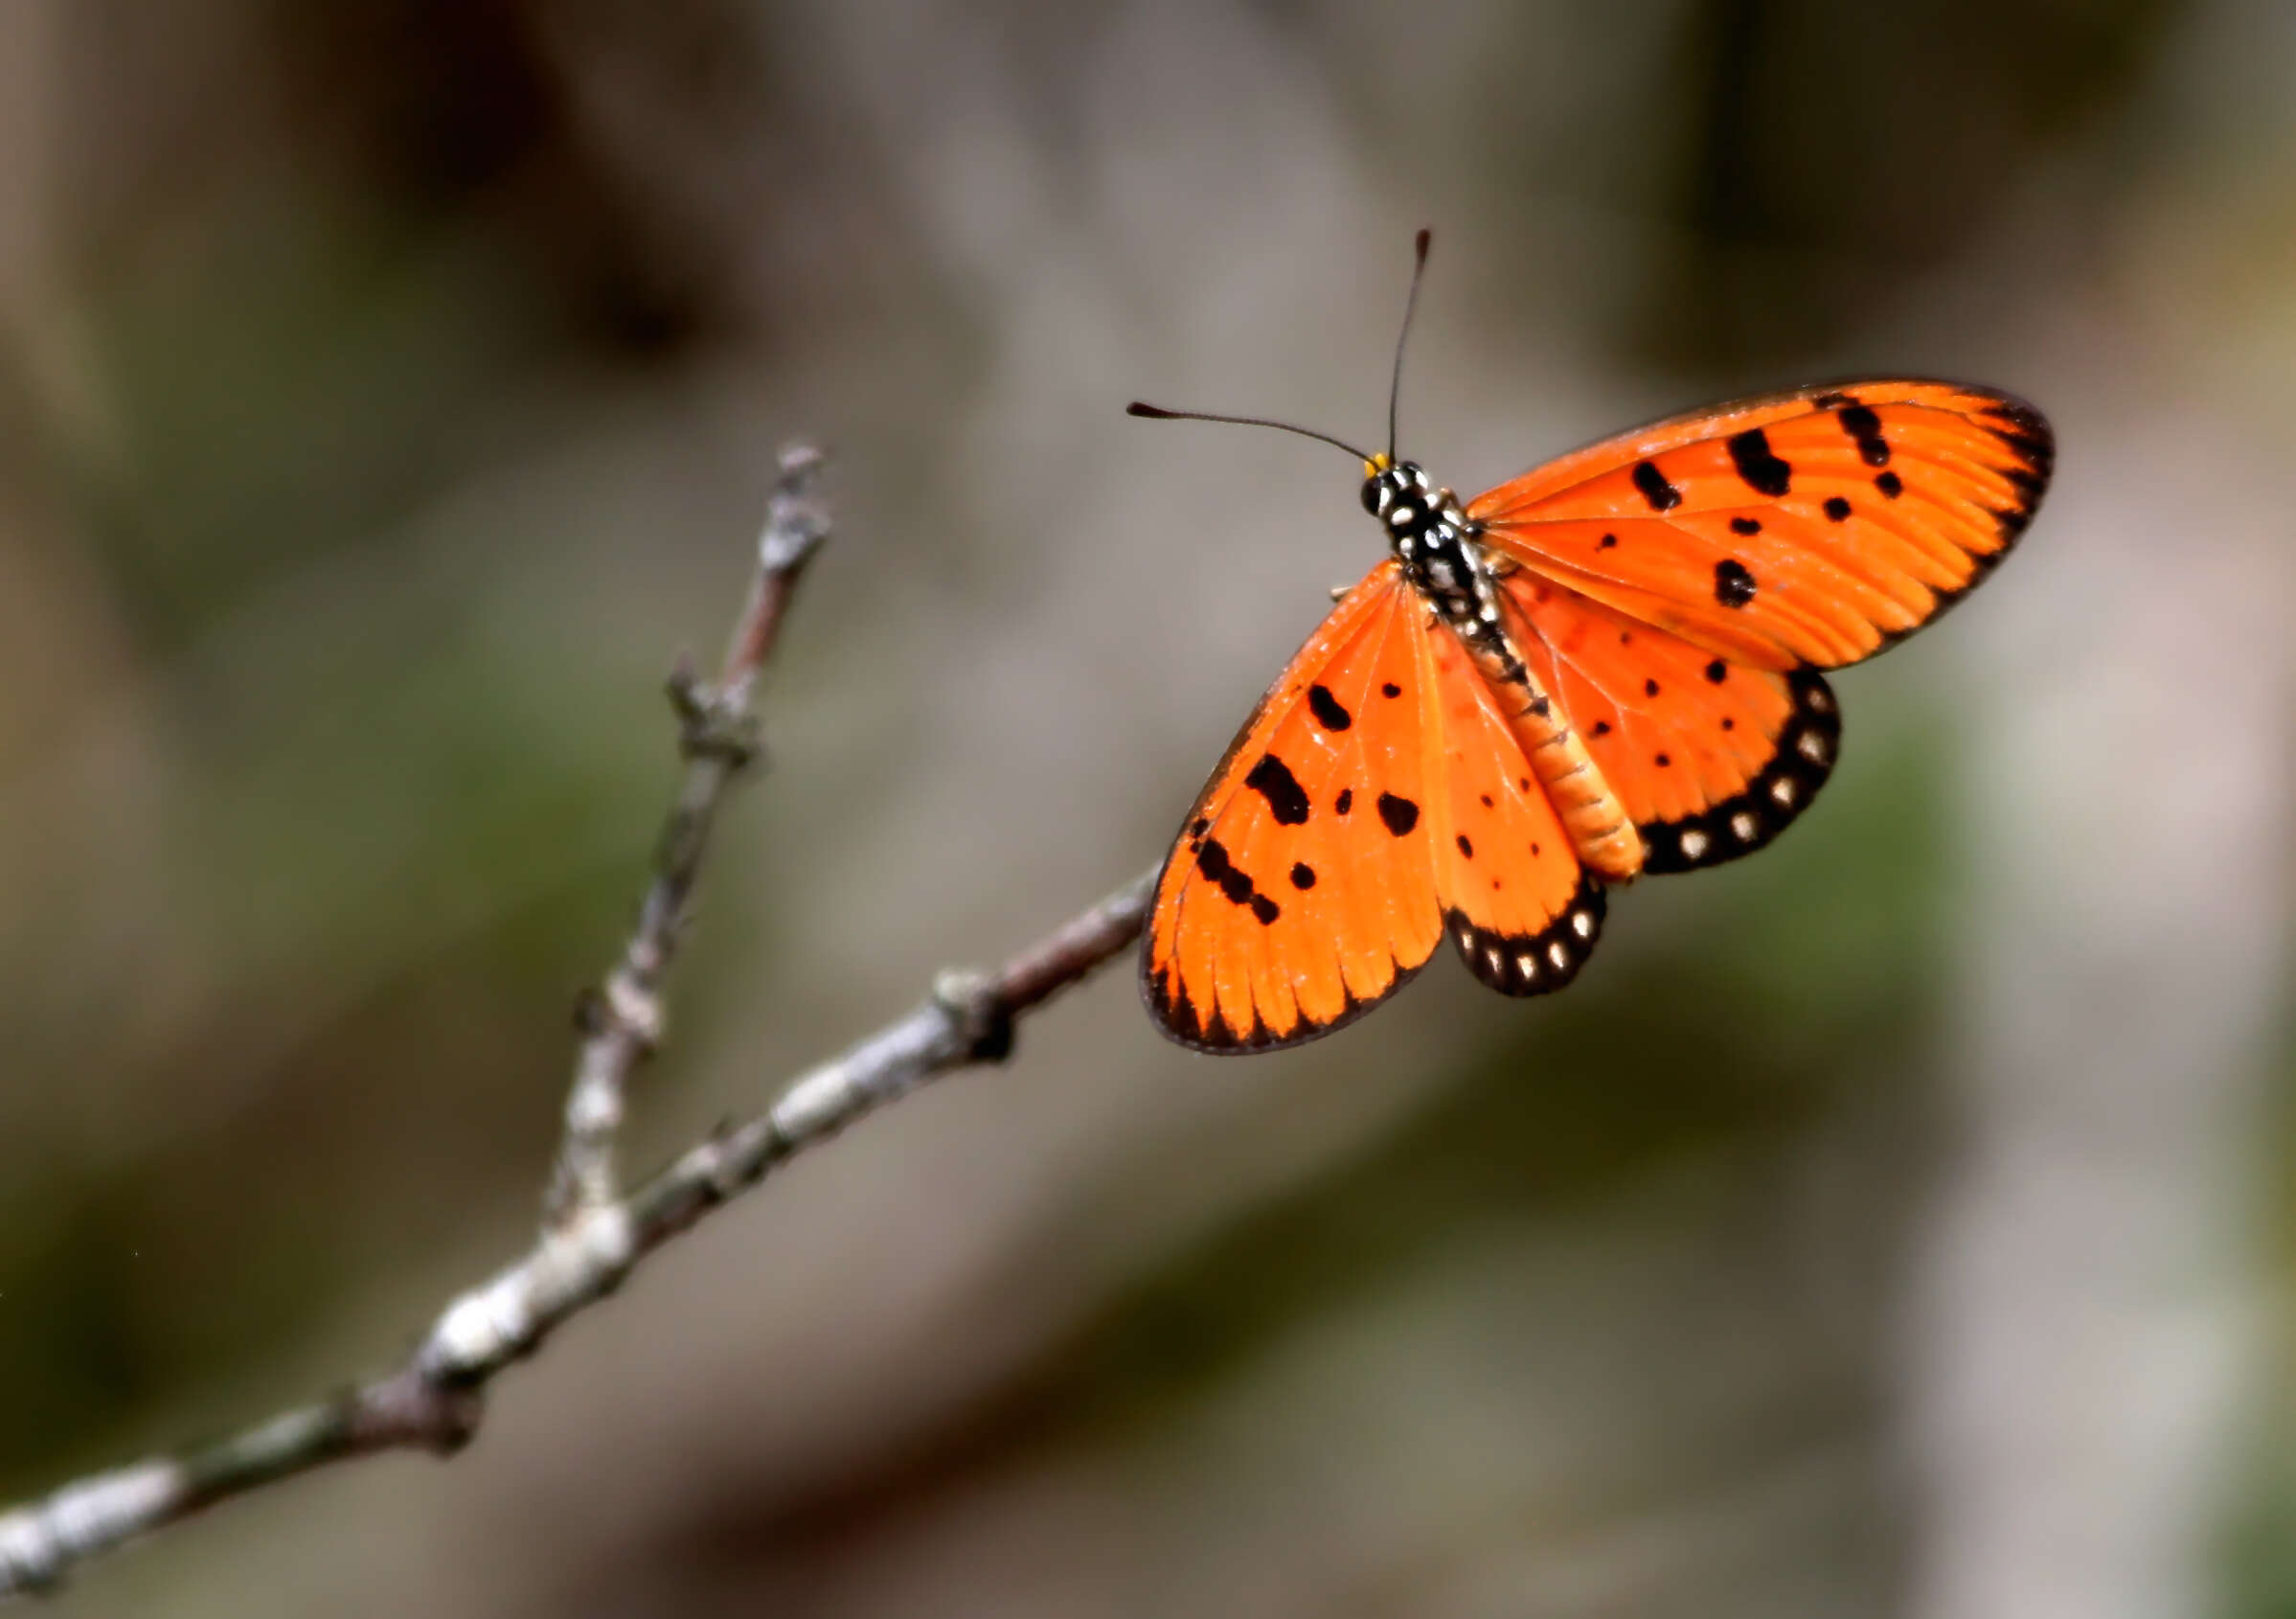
[1141,371,2053,1049]
[1412,604,1606,992]
[1496,569,1839,873]
[1469,380,2052,673]
[1143,559,1604,1051]
[1144,562,1442,1051]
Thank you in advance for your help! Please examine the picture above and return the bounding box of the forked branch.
[0,444,1155,1599]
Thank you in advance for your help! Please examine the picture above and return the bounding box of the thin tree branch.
[0,434,1158,1599]
[544,441,828,1227]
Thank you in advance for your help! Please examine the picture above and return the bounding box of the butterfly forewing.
[1469,381,2052,672]
[1146,562,1444,1051]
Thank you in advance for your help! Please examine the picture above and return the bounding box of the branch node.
[758,442,831,574]
[677,705,764,767]
[347,1372,485,1457]
[602,969,665,1052]
[666,653,709,722]
[933,968,1013,1062]
[753,1114,794,1178]
[673,1117,726,1198]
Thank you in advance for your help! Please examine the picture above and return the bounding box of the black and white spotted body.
[1362,460,1526,685]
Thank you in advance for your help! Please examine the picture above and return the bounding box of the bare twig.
[0,435,1157,1599]
[544,441,829,1227]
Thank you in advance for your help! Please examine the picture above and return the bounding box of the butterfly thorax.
[1363,460,1523,681]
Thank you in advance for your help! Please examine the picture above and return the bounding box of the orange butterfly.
[1135,233,2053,1053]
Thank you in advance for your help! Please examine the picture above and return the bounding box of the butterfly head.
[1360,455,1430,517]
[1363,459,1469,555]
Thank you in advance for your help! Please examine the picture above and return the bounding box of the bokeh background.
[0,2,2290,1615]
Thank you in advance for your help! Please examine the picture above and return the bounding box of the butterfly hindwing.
[1497,569,1839,873]
[1144,561,1444,1052]
[1411,606,1606,992]
[1468,381,2052,672]
[1631,667,1836,874]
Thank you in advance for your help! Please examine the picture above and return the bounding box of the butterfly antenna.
[1125,402,1374,465]
[1388,228,1431,462]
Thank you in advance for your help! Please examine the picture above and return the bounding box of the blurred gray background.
[0,2,2290,1615]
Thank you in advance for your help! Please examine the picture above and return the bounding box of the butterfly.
[1134,232,2053,1053]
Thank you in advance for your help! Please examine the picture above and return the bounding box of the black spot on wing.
[1445,872,1606,998]
[1289,861,1316,889]
[1631,460,1681,512]
[1376,792,1420,835]
[1598,533,1619,549]
[1195,836,1269,912]
[1643,677,1661,697]
[1307,684,1352,731]
[1875,470,1902,498]
[1639,668,1839,875]
[1836,403,1891,467]
[1381,681,1403,698]
[1455,833,1474,858]
[1729,516,1762,536]
[1823,495,1853,522]
[1726,427,1793,497]
[1334,787,1353,816]
[1249,894,1280,925]
[1243,754,1310,825]
[1196,839,1256,907]
[1715,559,1758,608]
[1705,658,1729,684]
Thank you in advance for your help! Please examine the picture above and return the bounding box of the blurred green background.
[0,2,2290,1615]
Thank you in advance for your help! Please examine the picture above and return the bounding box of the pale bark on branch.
[0,444,1156,1600]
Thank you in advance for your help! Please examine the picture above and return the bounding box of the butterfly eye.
[1362,478,1389,515]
